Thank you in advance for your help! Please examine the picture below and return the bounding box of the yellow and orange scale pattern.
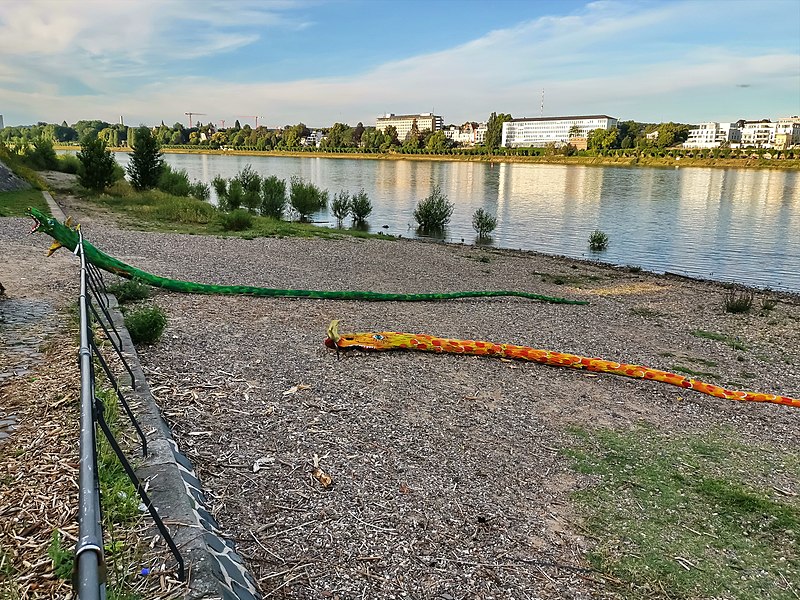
[325,328,800,409]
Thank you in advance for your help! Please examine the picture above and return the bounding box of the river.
[109,152,800,292]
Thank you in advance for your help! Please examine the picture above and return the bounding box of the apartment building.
[683,122,742,148]
[443,121,487,146]
[501,115,618,148]
[376,113,444,141]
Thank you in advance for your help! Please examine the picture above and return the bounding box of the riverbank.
[55,144,800,170]
[4,184,799,598]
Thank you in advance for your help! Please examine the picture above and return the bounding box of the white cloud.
[0,0,797,126]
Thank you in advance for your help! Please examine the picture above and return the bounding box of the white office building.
[683,122,742,148]
[501,115,618,148]
[376,113,444,141]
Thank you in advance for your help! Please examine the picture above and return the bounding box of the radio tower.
[540,89,544,117]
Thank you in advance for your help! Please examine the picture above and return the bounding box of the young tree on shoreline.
[127,126,163,190]
[77,135,117,191]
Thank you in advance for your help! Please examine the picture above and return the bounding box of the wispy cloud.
[0,0,797,126]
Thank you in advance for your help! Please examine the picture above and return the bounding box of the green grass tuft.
[124,305,167,345]
[106,278,151,304]
[0,189,50,217]
[567,427,800,599]
[690,329,748,351]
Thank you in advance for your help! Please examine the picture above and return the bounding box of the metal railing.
[73,231,184,598]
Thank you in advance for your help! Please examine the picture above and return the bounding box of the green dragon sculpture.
[27,208,587,304]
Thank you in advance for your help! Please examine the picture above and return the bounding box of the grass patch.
[534,271,604,286]
[690,329,748,351]
[0,189,50,217]
[724,288,754,313]
[672,364,720,380]
[106,278,152,304]
[567,427,800,599]
[87,180,385,241]
[630,306,663,319]
[124,304,167,345]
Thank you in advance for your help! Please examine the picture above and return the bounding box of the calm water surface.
[110,152,800,292]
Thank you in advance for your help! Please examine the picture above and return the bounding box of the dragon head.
[28,207,80,256]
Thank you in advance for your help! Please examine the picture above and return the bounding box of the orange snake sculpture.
[324,321,800,409]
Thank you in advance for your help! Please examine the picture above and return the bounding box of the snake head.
[27,207,80,256]
[324,320,341,349]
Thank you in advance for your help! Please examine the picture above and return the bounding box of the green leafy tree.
[426,130,451,152]
[77,135,117,191]
[260,175,286,219]
[414,185,454,232]
[331,190,351,226]
[350,189,372,224]
[383,125,399,148]
[289,176,328,221]
[472,207,497,238]
[127,126,164,190]
[656,122,690,148]
[485,112,512,151]
[568,125,581,138]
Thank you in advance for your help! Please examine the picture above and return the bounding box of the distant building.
[683,122,742,148]
[740,120,776,148]
[773,116,800,149]
[376,113,444,141]
[501,115,618,148]
[301,130,325,147]
[443,121,486,146]
[0,114,4,130]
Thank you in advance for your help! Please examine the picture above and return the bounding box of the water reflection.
[103,151,800,291]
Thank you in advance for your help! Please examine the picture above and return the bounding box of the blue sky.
[1,0,798,128]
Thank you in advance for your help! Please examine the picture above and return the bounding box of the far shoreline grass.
[54,145,800,171]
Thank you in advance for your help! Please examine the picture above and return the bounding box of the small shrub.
[27,136,59,170]
[331,190,351,226]
[157,164,191,197]
[227,180,244,211]
[350,189,373,224]
[55,153,81,174]
[589,229,609,251]
[212,175,228,208]
[760,291,778,311]
[218,208,253,231]
[260,175,286,219]
[124,305,167,345]
[289,176,328,221]
[724,288,754,313]
[414,184,454,231]
[472,207,497,238]
[236,165,262,212]
[189,180,210,201]
[106,278,151,304]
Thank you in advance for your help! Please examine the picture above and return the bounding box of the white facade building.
[683,122,742,148]
[443,122,486,146]
[376,113,444,141]
[501,115,618,148]
[740,121,776,148]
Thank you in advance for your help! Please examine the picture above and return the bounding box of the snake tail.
[325,321,799,409]
[27,208,587,304]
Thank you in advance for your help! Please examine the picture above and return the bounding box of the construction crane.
[184,112,207,128]
[236,115,263,128]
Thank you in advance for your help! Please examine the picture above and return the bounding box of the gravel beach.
[2,186,799,598]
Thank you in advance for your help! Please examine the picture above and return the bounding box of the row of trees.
[0,115,697,154]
